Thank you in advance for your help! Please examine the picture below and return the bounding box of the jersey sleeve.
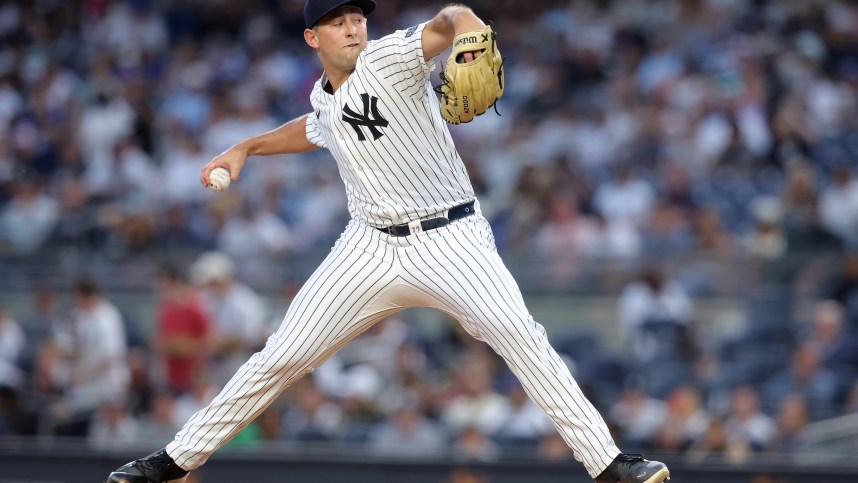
[363,22,432,96]
[305,109,327,149]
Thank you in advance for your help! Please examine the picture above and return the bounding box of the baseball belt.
[379,200,476,237]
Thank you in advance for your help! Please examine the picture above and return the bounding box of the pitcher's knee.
[254,340,317,376]
[490,315,538,343]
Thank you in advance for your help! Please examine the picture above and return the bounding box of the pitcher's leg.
[167,229,400,470]
[402,229,620,477]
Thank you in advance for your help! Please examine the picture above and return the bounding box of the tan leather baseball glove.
[435,26,504,124]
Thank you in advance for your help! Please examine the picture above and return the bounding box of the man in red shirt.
[153,265,212,395]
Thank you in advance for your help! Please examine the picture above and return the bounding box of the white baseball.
[208,167,231,192]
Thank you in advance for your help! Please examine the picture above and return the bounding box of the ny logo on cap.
[342,93,389,141]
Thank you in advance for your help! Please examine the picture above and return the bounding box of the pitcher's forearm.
[238,114,319,157]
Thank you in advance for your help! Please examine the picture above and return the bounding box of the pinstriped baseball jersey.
[306,22,474,227]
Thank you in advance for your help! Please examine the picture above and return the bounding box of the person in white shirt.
[617,266,694,355]
[593,165,656,228]
[724,385,776,451]
[190,251,269,385]
[51,277,129,436]
[0,309,25,389]
[819,166,858,245]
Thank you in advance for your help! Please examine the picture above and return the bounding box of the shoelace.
[133,452,173,476]
[134,456,163,474]
[616,454,646,466]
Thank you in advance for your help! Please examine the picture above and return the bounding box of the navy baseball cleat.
[106,449,189,483]
[595,454,670,483]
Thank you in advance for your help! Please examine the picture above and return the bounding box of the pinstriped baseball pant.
[166,212,620,477]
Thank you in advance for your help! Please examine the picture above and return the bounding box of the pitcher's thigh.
[263,242,400,375]
[405,240,542,348]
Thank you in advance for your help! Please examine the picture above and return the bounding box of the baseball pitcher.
[107,1,669,482]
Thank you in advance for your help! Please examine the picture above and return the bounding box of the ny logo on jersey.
[342,93,389,141]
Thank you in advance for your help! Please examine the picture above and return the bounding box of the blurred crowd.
[1,0,858,466]
[0,251,857,464]
[0,0,856,291]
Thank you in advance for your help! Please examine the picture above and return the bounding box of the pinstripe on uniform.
[167,21,621,478]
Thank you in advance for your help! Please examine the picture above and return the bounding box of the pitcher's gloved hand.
[434,26,504,124]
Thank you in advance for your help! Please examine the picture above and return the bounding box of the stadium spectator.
[15,288,58,379]
[255,406,287,445]
[172,374,218,427]
[77,90,136,173]
[499,163,552,250]
[135,389,182,450]
[48,277,129,437]
[761,343,842,420]
[609,378,667,449]
[824,251,858,321]
[189,251,268,385]
[691,207,734,256]
[368,399,447,458]
[0,308,25,389]
[202,87,279,161]
[160,132,215,206]
[724,386,777,452]
[743,196,787,260]
[87,398,139,450]
[655,385,710,452]
[282,379,346,442]
[441,357,511,437]
[685,418,735,464]
[495,378,555,446]
[0,177,59,255]
[781,161,844,253]
[280,168,348,251]
[153,265,212,395]
[617,266,694,357]
[593,165,656,229]
[536,431,575,462]
[313,319,407,418]
[587,211,642,262]
[641,198,694,256]
[215,197,292,278]
[533,190,599,286]
[804,300,858,373]
[819,166,858,246]
[155,204,212,255]
[767,394,810,455]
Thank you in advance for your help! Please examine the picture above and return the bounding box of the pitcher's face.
[305,6,368,72]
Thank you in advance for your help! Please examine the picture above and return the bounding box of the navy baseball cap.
[304,0,376,29]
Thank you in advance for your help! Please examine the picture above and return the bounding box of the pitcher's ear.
[304,28,319,48]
